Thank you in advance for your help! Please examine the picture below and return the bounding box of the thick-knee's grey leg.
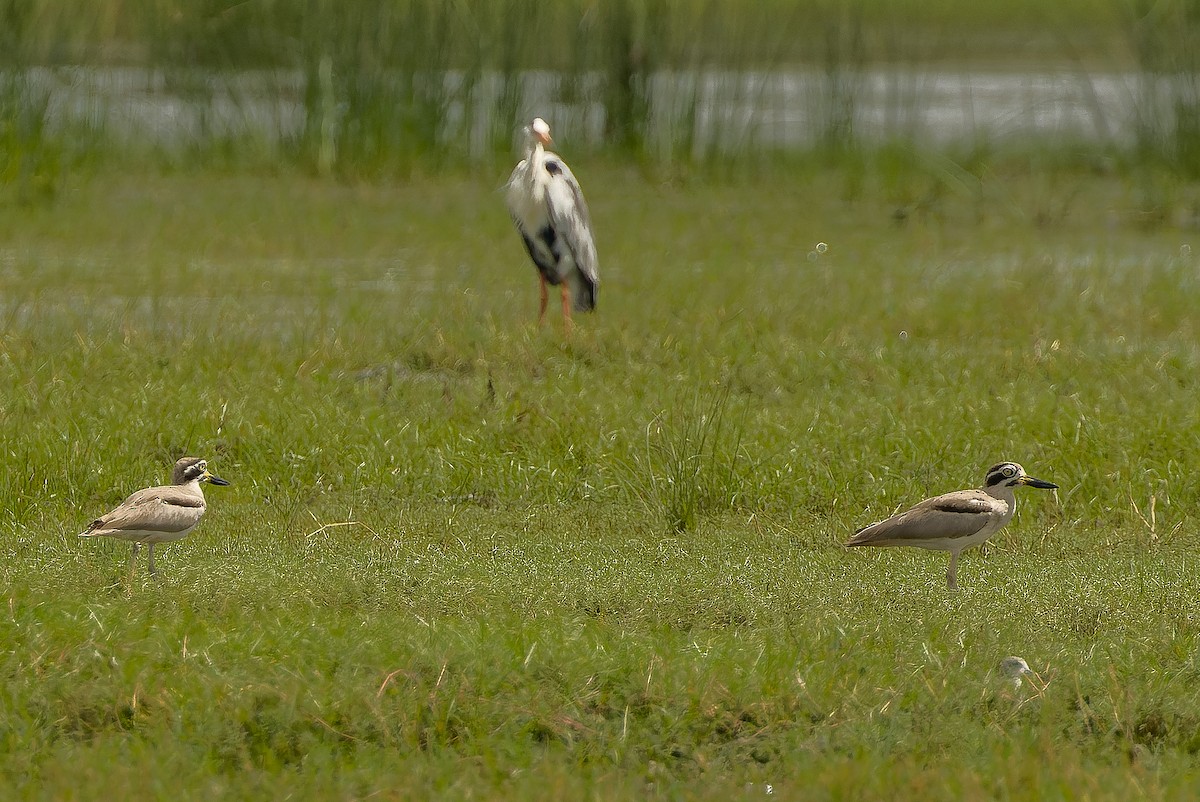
[946,551,959,590]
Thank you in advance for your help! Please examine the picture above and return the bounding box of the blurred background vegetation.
[3,0,1200,195]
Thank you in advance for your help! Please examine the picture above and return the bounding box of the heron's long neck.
[529,139,547,172]
[519,141,547,201]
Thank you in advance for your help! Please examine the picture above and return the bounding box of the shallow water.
[21,66,1148,155]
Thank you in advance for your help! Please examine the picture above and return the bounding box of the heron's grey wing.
[543,155,598,285]
[85,487,204,534]
[516,231,555,272]
[847,491,992,545]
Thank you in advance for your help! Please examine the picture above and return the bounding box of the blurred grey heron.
[505,118,598,330]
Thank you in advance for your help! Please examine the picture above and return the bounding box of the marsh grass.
[621,386,748,532]
[1121,0,1200,177]
[0,72,67,203]
[3,167,1200,797]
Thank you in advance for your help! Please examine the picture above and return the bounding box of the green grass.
[3,164,1200,798]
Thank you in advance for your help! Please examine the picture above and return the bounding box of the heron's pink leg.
[538,275,549,326]
[561,283,573,335]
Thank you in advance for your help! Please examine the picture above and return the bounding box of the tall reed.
[623,388,747,533]
[1124,0,1200,177]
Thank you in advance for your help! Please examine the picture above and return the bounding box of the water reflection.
[21,66,1143,156]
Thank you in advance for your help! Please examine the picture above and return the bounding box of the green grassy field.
[3,164,1200,799]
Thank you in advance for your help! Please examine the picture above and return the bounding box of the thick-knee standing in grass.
[79,456,231,577]
[846,461,1058,589]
